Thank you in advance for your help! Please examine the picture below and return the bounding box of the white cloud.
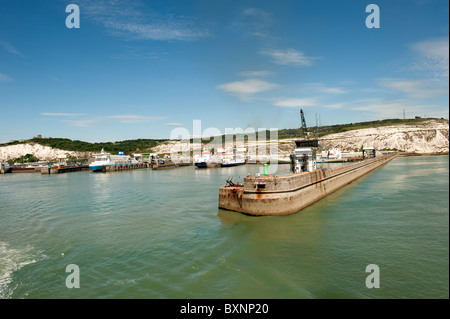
[41,113,84,117]
[410,38,449,78]
[44,112,164,126]
[0,40,25,57]
[349,98,448,119]
[218,79,278,99]
[234,7,273,38]
[79,0,210,41]
[324,103,346,109]
[379,78,448,99]
[239,70,275,78]
[242,8,269,17]
[261,49,318,66]
[0,73,13,82]
[319,97,447,120]
[165,122,184,126]
[61,119,101,127]
[302,83,348,94]
[104,21,209,41]
[322,87,348,94]
[109,114,165,123]
[273,98,318,108]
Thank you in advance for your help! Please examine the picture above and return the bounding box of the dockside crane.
[290,108,319,173]
[300,109,308,137]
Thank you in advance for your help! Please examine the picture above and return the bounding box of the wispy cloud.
[42,112,164,126]
[261,49,319,66]
[316,96,447,120]
[165,122,184,126]
[0,73,13,82]
[410,38,449,78]
[302,83,348,95]
[41,112,84,117]
[61,119,101,127]
[321,87,348,94]
[0,40,25,57]
[323,103,347,109]
[349,98,447,119]
[104,21,209,41]
[239,8,273,38]
[242,8,270,19]
[218,79,278,100]
[379,78,448,99]
[239,70,275,78]
[110,46,167,60]
[109,114,165,123]
[79,0,210,41]
[273,98,318,108]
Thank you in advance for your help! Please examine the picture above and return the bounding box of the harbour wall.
[218,154,398,216]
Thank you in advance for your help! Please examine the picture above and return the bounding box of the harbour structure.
[218,153,397,216]
[40,165,90,174]
[218,108,397,216]
[0,162,11,174]
[151,157,178,170]
[362,147,376,159]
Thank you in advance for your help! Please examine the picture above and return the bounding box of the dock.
[40,165,90,174]
[152,159,178,170]
[219,154,398,216]
[103,163,150,172]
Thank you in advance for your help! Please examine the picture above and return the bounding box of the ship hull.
[89,164,104,172]
[221,162,245,167]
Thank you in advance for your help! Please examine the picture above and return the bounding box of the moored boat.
[221,149,245,167]
[317,147,347,163]
[193,151,211,168]
[89,149,139,172]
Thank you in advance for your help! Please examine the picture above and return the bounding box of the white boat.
[265,154,291,164]
[89,149,139,172]
[317,147,346,163]
[221,150,245,167]
[193,151,212,168]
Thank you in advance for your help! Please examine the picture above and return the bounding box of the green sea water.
[0,156,448,299]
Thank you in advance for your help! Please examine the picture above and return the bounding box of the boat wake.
[0,241,47,299]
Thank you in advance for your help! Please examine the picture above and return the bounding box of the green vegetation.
[199,117,447,143]
[2,138,168,155]
[1,118,447,153]
[9,153,39,164]
[277,118,448,139]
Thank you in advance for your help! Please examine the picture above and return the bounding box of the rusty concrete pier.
[219,154,398,216]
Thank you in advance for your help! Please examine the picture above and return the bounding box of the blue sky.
[0,0,448,143]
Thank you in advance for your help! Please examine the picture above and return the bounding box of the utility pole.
[315,113,318,137]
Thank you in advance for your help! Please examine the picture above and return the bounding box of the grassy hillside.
[1,118,447,153]
[277,118,448,139]
[1,138,168,155]
[203,118,447,143]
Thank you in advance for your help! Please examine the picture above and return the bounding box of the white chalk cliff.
[0,143,86,162]
[0,120,448,161]
[318,119,449,153]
